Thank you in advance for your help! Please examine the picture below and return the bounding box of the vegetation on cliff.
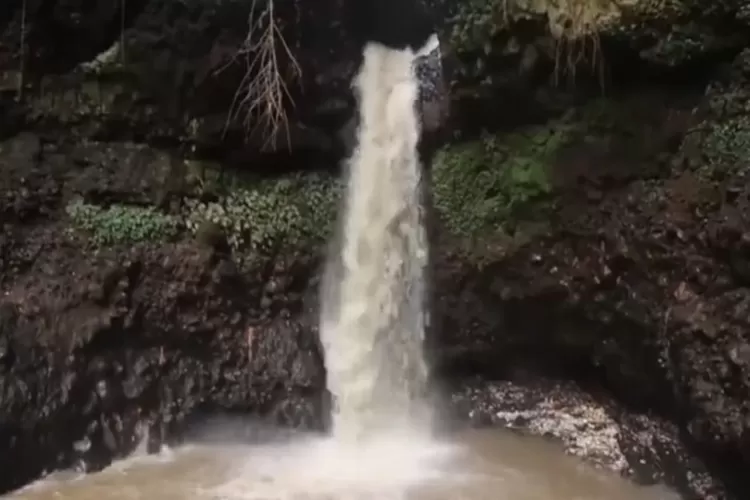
[63,94,673,256]
[184,172,340,257]
[447,0,749,63]
[686,48,750,180]
[66,199,179,246]
[63,116,575,253]
[432,119,574,236]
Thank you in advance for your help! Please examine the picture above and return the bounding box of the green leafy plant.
[703,117,750,163]
[432,121,574,236]
[184,172,342,256]
[66,199,179,246]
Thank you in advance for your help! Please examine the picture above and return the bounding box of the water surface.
[11,429,679,500]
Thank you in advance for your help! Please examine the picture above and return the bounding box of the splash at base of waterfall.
[214,433,456,500]
[10,429,679,500]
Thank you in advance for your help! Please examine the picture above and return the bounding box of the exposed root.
[223,0,302,151]
[549,0,607,90]
[552,30,605,90]
[498,0,611,91]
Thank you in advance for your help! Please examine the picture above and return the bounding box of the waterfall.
[319,36,440,441]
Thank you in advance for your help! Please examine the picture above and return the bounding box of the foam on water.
[211,435,461,500]
[10,429,680,500]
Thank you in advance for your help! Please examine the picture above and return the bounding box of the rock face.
[449,378,725,498]
[2,0,750,498]
[0,0,450,493]
[0,197,327,491]
[429,47,750,498]
[0,0,449,160]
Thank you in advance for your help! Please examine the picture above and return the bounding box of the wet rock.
[0,239,326,493]
[450,379,727,499]
[426,48,750,500]
[0,0,451,167]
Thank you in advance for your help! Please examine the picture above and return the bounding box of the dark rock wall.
[430,47,750,498]
[0,232,326,492]
[0,0,446,161]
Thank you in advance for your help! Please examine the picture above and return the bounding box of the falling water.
[319,37,440,441]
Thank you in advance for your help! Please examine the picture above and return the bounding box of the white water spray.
[319,37,440,441]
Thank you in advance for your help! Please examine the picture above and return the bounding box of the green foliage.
[446,0,745,78]
[703,116,750,164]
[432,121,575,236]
[448,0,507,53]
[695,115,750,180]
[448,0,624,53]
[66,199,179,246]
[184,172,342,256]
[689,51,750,178]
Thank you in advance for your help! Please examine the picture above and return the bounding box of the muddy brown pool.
[8,429,679,500]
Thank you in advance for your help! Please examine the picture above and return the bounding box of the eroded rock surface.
[450,379,725,499]
[0,234,326,492]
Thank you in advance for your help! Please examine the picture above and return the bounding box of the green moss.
[702,116,750,168]
[446,0,747,71]
[433,119,575,237]
[684,49,750,178]
[448,0,640,54]
[448,0,506,53]
[66,199,179,246]
[184,172,342,257]
[693,112,750,181]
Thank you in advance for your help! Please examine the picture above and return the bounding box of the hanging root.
[550,0,607,90]
[224,0,302,151]
[497,0,608,90]
[552,28,605,90]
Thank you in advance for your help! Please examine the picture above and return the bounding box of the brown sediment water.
[9,428,679,500]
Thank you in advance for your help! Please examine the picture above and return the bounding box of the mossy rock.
[448,0,646,54]
[699,116,750,177]
[432,117,578,237]
[682,49,750,179]
[447,0,748,71]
